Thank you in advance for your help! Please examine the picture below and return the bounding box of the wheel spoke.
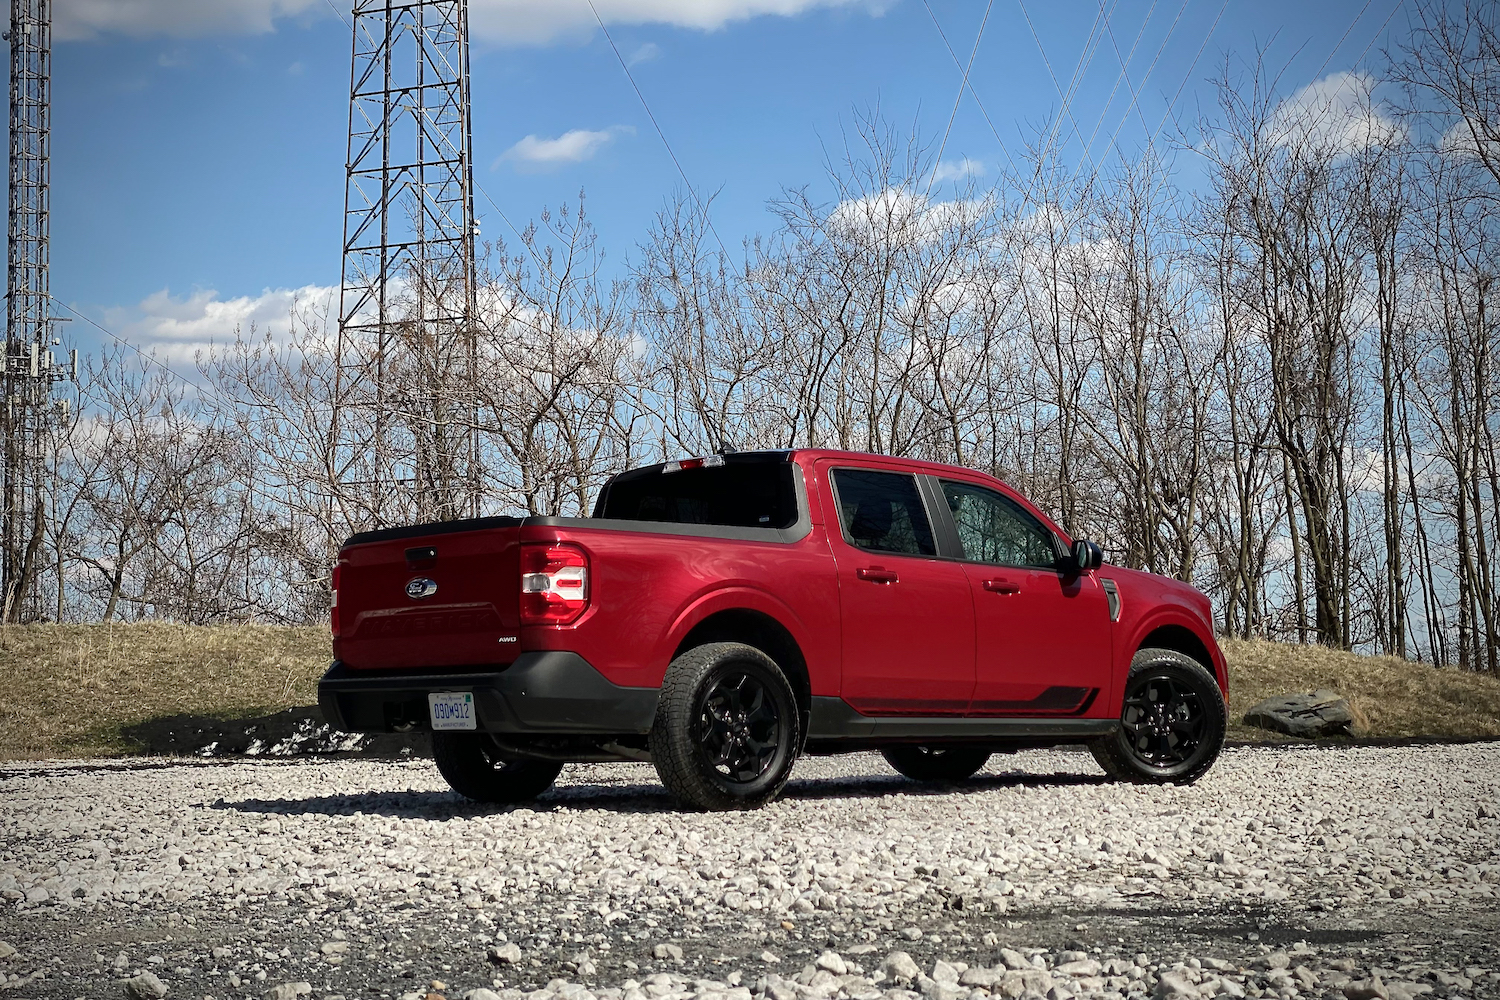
[690,665,789,785]
[1119,670,1214,769]
[722,677,745,715]
[742,683,769,720]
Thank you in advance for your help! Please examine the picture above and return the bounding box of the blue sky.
[36,0,1410,363]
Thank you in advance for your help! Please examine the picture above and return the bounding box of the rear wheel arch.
[674,609,811,741]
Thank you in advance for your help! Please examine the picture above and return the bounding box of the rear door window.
[831,468,937,556]
[941,479,1058,568]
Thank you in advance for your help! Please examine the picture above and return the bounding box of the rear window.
[596,460,799,529]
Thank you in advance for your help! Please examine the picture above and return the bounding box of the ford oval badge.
[405,577,438,600]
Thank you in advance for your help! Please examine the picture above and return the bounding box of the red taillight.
[519,543,590,625]
[663,454,725,473]
[330,563,342,637]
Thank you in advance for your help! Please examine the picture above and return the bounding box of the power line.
[1079,0,1192,182]
[324,0,350,29]
[924,0,995,202]
[919,0,1022,180]
[1347,0,1405,73]
[1144,0,1228,152]
[47,296,242,412]
[1310,0,1376,85]
[584,0,733,261]
[1015,0,1104,182]
[1283,0,1406,152]
[1046,0,1115,167]
[1079,0,1161,169]
[471,176,563,283]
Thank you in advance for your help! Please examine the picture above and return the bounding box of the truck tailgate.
[334,521,522,670]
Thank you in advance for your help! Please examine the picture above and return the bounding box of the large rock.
[1243,690,1354,738]
[487,943,522,965]
[263,984,312,1000]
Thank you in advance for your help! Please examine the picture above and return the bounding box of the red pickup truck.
[320,450,1228,810]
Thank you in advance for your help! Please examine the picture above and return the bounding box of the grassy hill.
[0,622,332,760]
[0,623,1497,760]
[1219,637,1500,741]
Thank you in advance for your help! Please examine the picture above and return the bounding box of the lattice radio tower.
[3,0,74,621]
[334,0,481,528]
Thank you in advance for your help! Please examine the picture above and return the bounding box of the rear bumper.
[317,652,659,736]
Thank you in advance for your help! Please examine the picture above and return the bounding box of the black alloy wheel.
[1091,646,1227,785]
[881,744,992,782]
[1121,673,1206,767]
[431,731,565,803]
[651,642,800,810]
[694,668,783,783]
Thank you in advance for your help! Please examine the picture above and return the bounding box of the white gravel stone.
[263,985,311,1000]
[123,972,169,999]
[883,954,920,983]
[816,952,848,976]
[0,745,1497,1000]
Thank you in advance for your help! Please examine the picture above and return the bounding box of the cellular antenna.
[333,0,481,530]
[3,0,73,622]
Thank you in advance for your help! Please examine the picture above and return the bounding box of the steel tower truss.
[4,0,71,621]
[336,0,480,526]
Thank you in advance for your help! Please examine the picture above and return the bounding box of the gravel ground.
[1,744,1498,1000]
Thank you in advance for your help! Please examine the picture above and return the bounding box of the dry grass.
[0,622,331,760]
[1222,637,1500,741]
[0,624,1497,759]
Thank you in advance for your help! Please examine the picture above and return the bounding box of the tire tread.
[432,732,564,803]
[651,642,799,811]
[1091,646,1226,785]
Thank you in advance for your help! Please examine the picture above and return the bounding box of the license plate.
[428,691,476,731]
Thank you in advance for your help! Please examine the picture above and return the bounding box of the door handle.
[983,578,1021,594]
[856,567,899,584]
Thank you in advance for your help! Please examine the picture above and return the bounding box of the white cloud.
[55,0,322,40]
[627,41,661,66]
[57,0,890,43]
[827,187,997,246]
[470,0,890,45]
[101,285,335,364]
[1269,71,1402,154]
[496,126,633,171]
[1440,118,1500,162]
[929,157,985,184]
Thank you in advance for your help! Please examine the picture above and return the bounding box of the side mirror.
[1070,538,1103,573]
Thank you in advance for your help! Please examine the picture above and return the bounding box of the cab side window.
[831,468,936,556]
[941,480,1058,568]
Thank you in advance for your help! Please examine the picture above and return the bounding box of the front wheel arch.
[1092,646,1227,785]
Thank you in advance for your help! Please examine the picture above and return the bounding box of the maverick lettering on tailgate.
[358,605,501,638]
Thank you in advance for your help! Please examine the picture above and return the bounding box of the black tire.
[650,642,800,811]
[1091,646,1227,785]
[881,745,992,782]
[432,732,564,804]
